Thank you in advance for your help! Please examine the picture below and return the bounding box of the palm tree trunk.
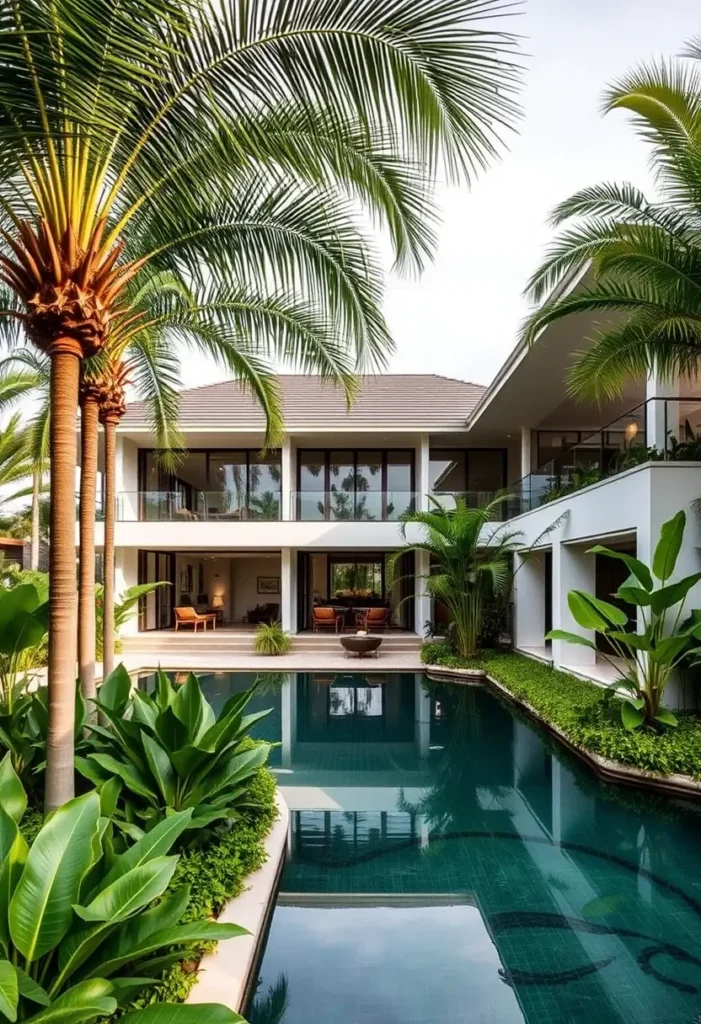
[78,394,99,708]
[30,467,40,570]
[102,415,118,676]
[45,344,80,811]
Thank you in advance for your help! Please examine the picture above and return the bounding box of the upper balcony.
[117,490,281,522]
[506,397,701,521]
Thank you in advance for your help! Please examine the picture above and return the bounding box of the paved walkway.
[121,650,424,673]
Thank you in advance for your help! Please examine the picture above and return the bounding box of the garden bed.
[136,764,279,1009]
[422,643,701,792]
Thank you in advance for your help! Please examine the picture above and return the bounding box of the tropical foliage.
[0,753,247,1024]
[253,622,293,657]
[547,511,701,730]
[521,44,701,399]
[76,668,271,834]
[391,496,523,659]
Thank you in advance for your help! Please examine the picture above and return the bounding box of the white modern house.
[92,289,701,688]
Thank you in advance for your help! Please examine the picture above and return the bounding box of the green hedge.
[421,643,701,779]
[139,764,278,1006]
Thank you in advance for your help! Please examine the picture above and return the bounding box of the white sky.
[184,0,701,391]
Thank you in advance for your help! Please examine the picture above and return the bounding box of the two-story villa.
[99,276,701,692]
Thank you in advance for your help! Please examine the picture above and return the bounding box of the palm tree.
[0,0,520,809]
[0,361,48,569]
[520,46,701,400]
[0,414,34,505]
[390,497,523,659]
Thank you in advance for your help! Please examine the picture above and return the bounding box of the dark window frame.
[296,449,415,521]
[138,448,282,516]
[428,447,508,493]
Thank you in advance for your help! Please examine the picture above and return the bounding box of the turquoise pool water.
[139,670,701,1023]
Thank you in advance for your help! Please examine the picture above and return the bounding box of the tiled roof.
[121,374,485,430]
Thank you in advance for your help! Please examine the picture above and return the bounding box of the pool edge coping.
[186,789,289,1013]
[425,666,701,801]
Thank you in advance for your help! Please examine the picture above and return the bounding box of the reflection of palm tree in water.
[402,682,512,833]
[248,974,289,1024]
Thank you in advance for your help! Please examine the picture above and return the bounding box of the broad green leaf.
[0,960,18,1022]
[98,778,122,820]
[620,700,645,731]
[22,979,116,1024]
[609,677,640,695]
[97,811,192,895]
[131,692,158,732]
[9,793,100,962]
[97,665,133,714]
[141,734,175,805]
[188,807,230,829]
[652,510,685,582]
[568,591,627,630]
[154,670,175,714]
[650,635,689,664]
[169,744,209,779]
[544,629,596,648]
[87,755,155,802]
[0,755,26,824]
[110,978,159,1006]
[172,675,214,744]
[650,573,701,615]
[74,758,113,789]
[587,547,653,590]
[74,858,178,923]
[0,829,27,954]
[615,584,652,607]
[0,802,18,865]
[87,919,247,979]
[197,745,269,804]
[155,708,188,754]
[52,919,118,994]
[121,1005,246,1024]
[654,707,679,728]
[607,631,650,652]
[626,697,645,710]
[15,969,49,1007]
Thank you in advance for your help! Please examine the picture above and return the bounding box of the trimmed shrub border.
[424,657,701,801]
[187,790,289,1014]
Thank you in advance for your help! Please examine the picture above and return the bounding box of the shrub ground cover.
[134,765,278,1007]
[421,642,701,779]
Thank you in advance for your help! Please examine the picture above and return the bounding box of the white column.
[414,548,431,637]
[520,426,532,479]
[281,436,296,521]
[417,433,430,511]
[551,541,596,669]
[646,372,679,454]
[414,674,431,759]
[513,550,545,652]
[281,674,296,768]
[281,547,297,633]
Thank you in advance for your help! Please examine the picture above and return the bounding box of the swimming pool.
[138,670,701,1023]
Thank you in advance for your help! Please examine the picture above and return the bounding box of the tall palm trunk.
[30,467,40,570]
[45,344,81,811]
[101,414,118,676]
[78,392,99,707]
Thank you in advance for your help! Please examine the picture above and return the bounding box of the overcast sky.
[186,0,701,392]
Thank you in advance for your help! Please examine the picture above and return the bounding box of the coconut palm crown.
[520,44,701,401]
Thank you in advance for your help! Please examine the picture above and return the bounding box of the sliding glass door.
[138,550,175,630]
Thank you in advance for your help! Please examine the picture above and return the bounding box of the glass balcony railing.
[116,491,281,522]
[507,396,701,518]
[430,490,499,510]
[291,490,417,521]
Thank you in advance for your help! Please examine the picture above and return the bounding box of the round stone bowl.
[340,635,383,658]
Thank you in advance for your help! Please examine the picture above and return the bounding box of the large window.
[429,449,507,500]
[138,450,281,520]
[297,450,414,520]
[330,558,384,597]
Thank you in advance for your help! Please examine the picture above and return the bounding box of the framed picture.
[257,576,280,595]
